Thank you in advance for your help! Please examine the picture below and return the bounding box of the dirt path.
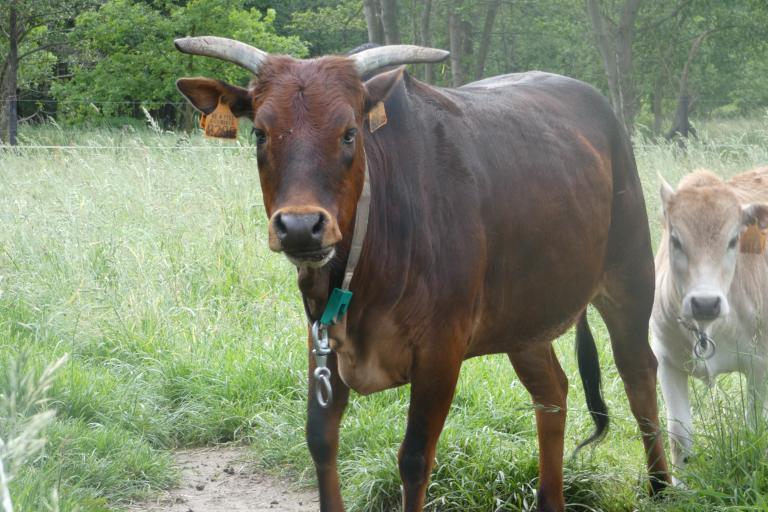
[127,446,318,512]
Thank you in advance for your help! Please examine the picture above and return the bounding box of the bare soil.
[127,446,318,512]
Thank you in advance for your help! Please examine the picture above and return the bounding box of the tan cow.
[652,167,768,483]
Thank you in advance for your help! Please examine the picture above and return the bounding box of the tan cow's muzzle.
[682,291,728,323]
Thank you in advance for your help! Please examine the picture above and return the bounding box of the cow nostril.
[311,214,325,238]
[274,213,288,239]
[690,295,722,319]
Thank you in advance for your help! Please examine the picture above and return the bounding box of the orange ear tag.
[202,97,239,139]
[740,223,766,254]
[368,102,387,133]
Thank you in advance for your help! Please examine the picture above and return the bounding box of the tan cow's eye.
[728,235,739,250]
[342,128,357,145]
[671,234,683,251]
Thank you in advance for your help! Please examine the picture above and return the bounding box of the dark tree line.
[2,0,767,144]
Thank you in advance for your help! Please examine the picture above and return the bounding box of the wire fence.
[2,145,253,150]
[2,143,765,152]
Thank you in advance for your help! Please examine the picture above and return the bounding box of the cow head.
[660,171,768,324]
[175,37,448,268]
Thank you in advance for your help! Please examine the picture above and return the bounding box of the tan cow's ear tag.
[740,223,766,254]
[202,97,238,139]
[368,102,387,133]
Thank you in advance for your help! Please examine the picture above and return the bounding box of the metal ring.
[694,336,716,360]
[314,367,333,408]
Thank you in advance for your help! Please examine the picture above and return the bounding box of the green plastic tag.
[320,288,353,325]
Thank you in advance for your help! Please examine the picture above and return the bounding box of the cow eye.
[670,234,683,251]
[728,235,739,250]
[342,128,357,145]
[252,128,267,145]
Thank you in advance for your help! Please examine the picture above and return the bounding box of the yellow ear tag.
[740,223,766,254]
[368,102,387,133]
[203,97,238,139]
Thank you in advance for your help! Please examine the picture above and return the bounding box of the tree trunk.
[380,0,400,44]
[651,89,663,136]
[650,43,673,136]
[667,29,712,140]
[182,54,195,131]
[474,0,500,80]
[0,64,9,144]
[666,94,691,140]
[6,0,19,145]
[585,0,641,136]
[363,0,385,44]
[448,2,465,87]
[500,5,513,72]
[420,0,433,83]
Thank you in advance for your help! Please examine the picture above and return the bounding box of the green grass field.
[2,115,768,511]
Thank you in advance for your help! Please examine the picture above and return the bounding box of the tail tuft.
[574,311,609,454]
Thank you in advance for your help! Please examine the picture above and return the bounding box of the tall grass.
[0,113,767,511]
[1,353,68,512]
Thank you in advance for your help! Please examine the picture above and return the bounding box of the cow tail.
[574,310,609,454]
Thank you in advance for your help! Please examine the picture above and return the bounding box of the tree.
[448,0,465,86]
[0,0,88,144]
[363,0,384,44]
[584,0,642,135]
[289,0,368,56]
[52,0,307,128]
[419,0,434,82]
[474,0,500,80]
[380,0,400,44]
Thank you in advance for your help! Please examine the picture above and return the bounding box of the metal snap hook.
[314,367,333,408]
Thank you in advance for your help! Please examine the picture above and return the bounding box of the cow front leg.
[306,343,350,512]
[509,344,568,512]
[399,345,462,512]
[657,353,692,484]
[745,362,768,430]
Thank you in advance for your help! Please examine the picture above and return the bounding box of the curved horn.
[174,36,267,74]
[352,45,449,76]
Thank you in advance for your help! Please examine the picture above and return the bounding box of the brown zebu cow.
[174,37,670,511]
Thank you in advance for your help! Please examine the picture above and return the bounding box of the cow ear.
[176,77,253,118]
[659,175,675,216]
[742,203,768,229]
[363,66,405,113]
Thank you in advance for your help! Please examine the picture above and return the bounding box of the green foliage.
[4,0,768,131]
[51,0,307,122]
[289,0,368,55]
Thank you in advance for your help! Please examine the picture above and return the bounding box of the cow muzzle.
[682,291,728,323]
[268,207,341,267]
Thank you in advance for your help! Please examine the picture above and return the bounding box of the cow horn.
[352,45,450,76]
[174,36,267,74]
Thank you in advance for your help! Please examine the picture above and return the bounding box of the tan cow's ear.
[363,66,405,114]
[742,203,768,229]
[659,175,675,216]
[176,77,253,118]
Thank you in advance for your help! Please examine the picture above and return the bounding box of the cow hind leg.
[593,268,671,495]
[508,343,568,512]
